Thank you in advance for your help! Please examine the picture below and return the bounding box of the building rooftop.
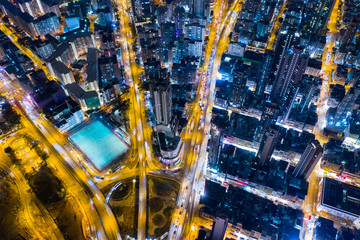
[47,32,92,61]
[86,48,98,83]
[34,12,57,23]
[47,43,70,61]
[0,0,34,23]
[321,177,360,217]
[41,0,60,7]
[52,61,71,74]
[65,83,98,99]
[18,0,32,4]
[65,83,85,98]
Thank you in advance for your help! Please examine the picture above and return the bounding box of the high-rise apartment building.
[185,23,205,42]
[153,81,172,125]
[211,217,228,240]
[271,47,309,100]
[192,0,204,18]
[257,126,279,165]
[86,48,99,92]
[293,140,323,179]
[40,0,60,17]
[33,12,60,37]
[253,103,279,145]
[18,0,42,17]
[255,54,272,98]
[230,72,247,107]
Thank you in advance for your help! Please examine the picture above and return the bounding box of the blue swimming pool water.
[70,120,128,169]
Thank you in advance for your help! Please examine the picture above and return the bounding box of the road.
[301,0,342,239]
[114,0,154,238]
[168,0,245,238]
[0,0,348,239]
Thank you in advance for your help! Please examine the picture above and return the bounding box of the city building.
[192,0,205,18]
[227,42,245,57]
[184,23,205,42]
[65,83,101,111]
[257,125,279,165]
[45,97,85,132]
[18,0,42,18]
[305,59,322,77]
[49,61,75,85]
[152,81,172,125]
[229,72,247,107]
[292,140,323,180]
[33,35,58,59]
[33,12,60,37]
[157,125,182,159]
[97,7,113,27]
[313,217,337,240]
[271,47,309,100]
[40,0,61,17]
[46,32,96,66]
[30,77,67,111]
[211,217,228,240]
[187,39,203,57]
[0,0,37,37]
[253,103,279,146]
[255,53,272,98]
[256,21,269,38]
[325,87,360,140]
[86,48,99,92]
[98,55,121,104]
[318,177,360,221]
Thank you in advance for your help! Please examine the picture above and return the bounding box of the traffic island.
[147,176,179,239]
[108,177,139,239]
[48,198,86,240]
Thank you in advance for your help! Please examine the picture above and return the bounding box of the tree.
[152,214,165,226]
[2,16,9,23]
[144,110,150,119]
[4,147,12,154]
[4,147,20,165]
[3,104,20,126]
[122,85,130,94]
[139,81,150,91]
[40,152,49,161]
[149,197,163,213]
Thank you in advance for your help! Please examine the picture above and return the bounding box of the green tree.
[4,147,20,165]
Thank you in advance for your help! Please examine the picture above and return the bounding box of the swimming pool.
[70,120,128,169]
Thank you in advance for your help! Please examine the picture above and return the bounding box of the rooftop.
[86,48,98,83]
[321,177,360,217]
